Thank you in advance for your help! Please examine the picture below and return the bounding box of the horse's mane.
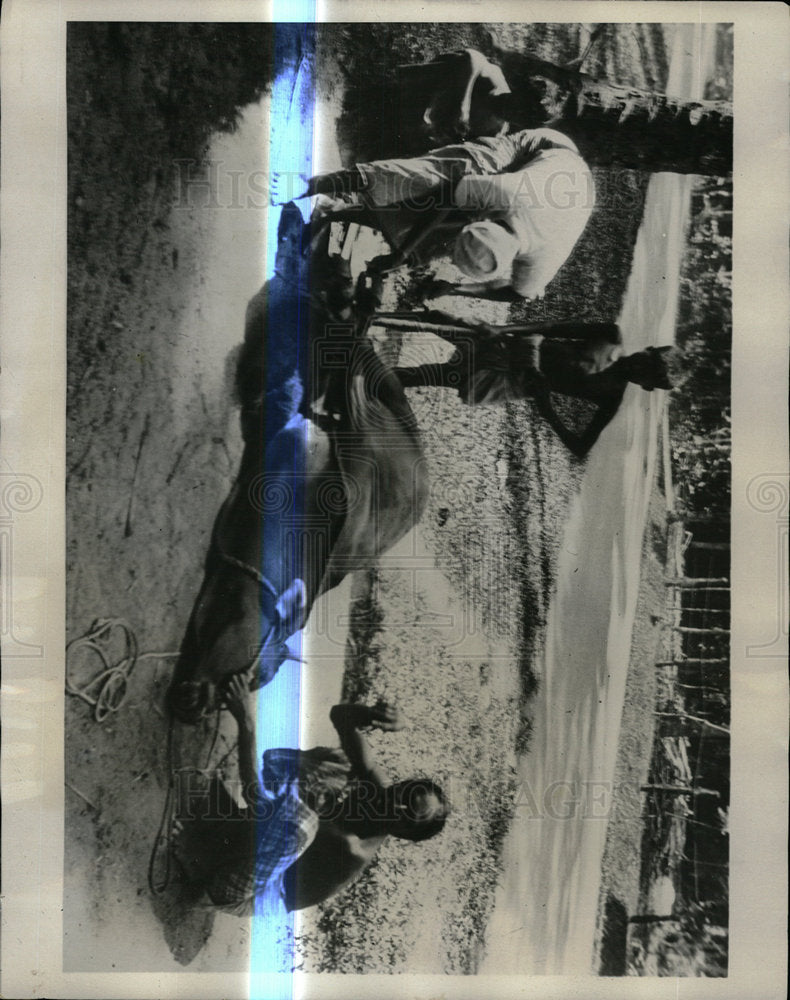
[235,275,306,446]
[235,211,353,447]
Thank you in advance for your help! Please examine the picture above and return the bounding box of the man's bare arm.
[533,385,622,459]
[329,703,405,787]
[224,675,263,808]
[456,50,488,130]
[283,824,374,911]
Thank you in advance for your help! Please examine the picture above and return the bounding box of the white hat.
[453,221,519,280]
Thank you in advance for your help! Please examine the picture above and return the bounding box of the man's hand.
[223,673,254,727]
[367,702,407,732]
[423,278,456,300]
[330,701,407,732]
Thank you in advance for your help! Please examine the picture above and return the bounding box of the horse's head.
[167,562,284,724]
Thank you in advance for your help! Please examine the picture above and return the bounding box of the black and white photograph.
[1,4,788,998]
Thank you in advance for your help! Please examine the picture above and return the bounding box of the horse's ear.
[275,578,307,635]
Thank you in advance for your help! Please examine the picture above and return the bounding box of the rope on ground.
[65,617,179,723]
[66,619,228,896]
[148,717,176,896]
[149,709,228,897]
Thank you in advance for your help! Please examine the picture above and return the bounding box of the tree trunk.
[493,46,732,176]
[642,784,720,799]
[688,541,730,553]
[678,684,728,703]
[656,659,728,667]
[655,711,730,737]
[670,607,730,615]
[667,512,730,526]
[628,914,678,926]
[673,625,730,636]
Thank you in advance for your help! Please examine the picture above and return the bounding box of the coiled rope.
[66,616,179,722]
[64,617,190,894]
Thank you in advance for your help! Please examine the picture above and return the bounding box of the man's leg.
[372,310,487,349]
[394,360,462,389]
[536,320,621,343]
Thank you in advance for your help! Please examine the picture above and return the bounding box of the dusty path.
[65,59,355,968]
[66,97,276,971]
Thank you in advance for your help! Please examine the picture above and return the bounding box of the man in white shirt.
[271,128,594,303]
[447,134,595,300]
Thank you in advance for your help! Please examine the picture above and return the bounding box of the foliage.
[669,176,732,518]
[70,22,276,168]
[705,24,734,102]
[628,911,728,976]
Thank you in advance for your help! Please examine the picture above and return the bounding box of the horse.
[167,210,429,723]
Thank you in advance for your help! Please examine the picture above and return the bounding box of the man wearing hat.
[271,127,595,302]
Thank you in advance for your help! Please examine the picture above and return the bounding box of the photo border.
[1,2,787,997]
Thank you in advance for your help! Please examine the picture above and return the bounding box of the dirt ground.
[65,22,665,973]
